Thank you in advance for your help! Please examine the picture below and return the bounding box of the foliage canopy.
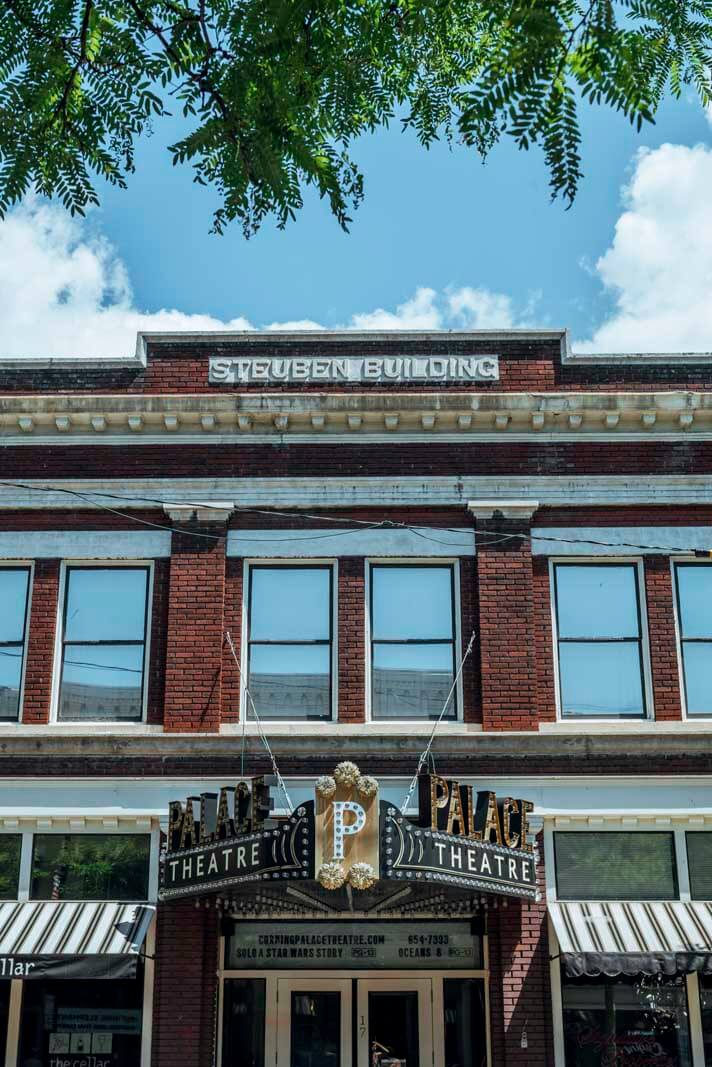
[2,0,711,234]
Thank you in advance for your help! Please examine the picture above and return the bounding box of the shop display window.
[554,832,677,901]
[443,978,488,1067]
[700,975,712,1066]
[247,565,333,720]
[552,563,647,718]
[0,833,22,898]
[17,974,143,1067]
[562,974,692,1067]
[0,982,10,1065]
[57,566,150,722]
[31,834,150,901]
[370,564,457,720]
[687,833,712,900]
[674,564,712,717]
[221,978,265,1067]
[0,566,31,721]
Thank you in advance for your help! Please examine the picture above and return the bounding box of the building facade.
[0,330,711,1067]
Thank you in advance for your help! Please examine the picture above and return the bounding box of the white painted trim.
[4,474,712,510]
[140,919,156,1067]
[533,527,712,556]
[240,559,339,724]
[50,561,154,725]
[687,971,707,1067]
[364,559,464,725]
[539,720,712,733]
[0,561,34,726]
[277,977,352,1067]
[548,915,566,1067]
[228,527,475,558]
[17,831,33,901]
[220,721,482,736]
[549,557,654,723]
[356,978,432,1067]
[4,980,22,1067]
[0,531,171,559]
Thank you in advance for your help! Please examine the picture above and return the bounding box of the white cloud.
[576,142,712,352]
[0,201,253,358]
[349,287,443,330]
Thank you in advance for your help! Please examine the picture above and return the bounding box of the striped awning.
[0,901,155,980]
[549,901,712,977]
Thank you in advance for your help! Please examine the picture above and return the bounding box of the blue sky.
[1,90,711,356]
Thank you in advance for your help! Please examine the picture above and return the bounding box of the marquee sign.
[208,354,500,385]
[159,770,537,902]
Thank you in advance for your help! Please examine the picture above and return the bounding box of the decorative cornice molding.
[468,500,540,521]
[163,502,234,524]
[0,390,711,443]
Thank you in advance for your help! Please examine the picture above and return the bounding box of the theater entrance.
[219,972,489,1067]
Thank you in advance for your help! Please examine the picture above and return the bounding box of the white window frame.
[240,559,339,724]
[365,558,464,724]
[0,561,34,725]
[671,557,712,721]
[50,560,154,725]
[548,557,654,722]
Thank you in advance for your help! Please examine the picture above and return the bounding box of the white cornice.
[1,475,712,510]
[468,500,540,520]
[0,389,711,443]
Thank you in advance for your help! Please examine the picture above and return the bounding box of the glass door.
[356,979,433,1067]
[277,979,352,1067]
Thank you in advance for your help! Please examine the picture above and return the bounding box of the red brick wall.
[163,528,226,732]
[21,559,59,724]
[477,522,538,731]
[488,833,553,1066]
[152,901,219,1067]
[644,557,683,721]
[338,558,366,723]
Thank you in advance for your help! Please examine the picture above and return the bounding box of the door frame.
[356,977,433,1067]
[276,977,352,1067]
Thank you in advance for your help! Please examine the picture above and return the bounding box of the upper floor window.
[57,566,150,722]
[31,833,151,900]
[0,835,22,899]
[674,563,712,718]
[554,831,678,901]
[369,563,457,720]
[246,565,333,720]
[0,566,31,722]
[552,563,647,719]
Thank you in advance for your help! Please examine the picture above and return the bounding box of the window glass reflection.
[0,567,30,721]
[686,833,712,900]
[247,566,332,720]
[676,565,712,718]
[555,832,677,901]
[31,834,150,901]
[58,567,149,722]
[559,643,644,717]
[443,978,488,1067]
[556,565,640,639]
[222,979,265,1067]
[0,834,22,899]
[371,565,457,720]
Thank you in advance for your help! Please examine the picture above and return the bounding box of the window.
[0,834,22,899]
[554,832,677,901]
[370,564,457,720]
[0,566,31,721]
[31,834,150,901]
[562,974,692,1067]
[553,563,647,718]
[222,979,266,1067]
[247,565,333,720]
[57,566,150,721]
[686,833,712,900]
[700,975,712,1067]
[675,563,712,717]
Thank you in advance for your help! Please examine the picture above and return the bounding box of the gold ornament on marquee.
[356,775,378,798]
[315,775,337,798]
[317,861,346,890]
[333,761,361,788]
[347,861,377,890]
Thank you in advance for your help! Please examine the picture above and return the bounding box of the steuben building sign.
[208,353,500,384]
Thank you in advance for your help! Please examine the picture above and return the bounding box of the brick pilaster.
[338,558,366,722]
[21,559,59,724]
[644,556,683,721]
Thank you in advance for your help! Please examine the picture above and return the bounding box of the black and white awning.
[549,900,712,977]
[0,901,155,979]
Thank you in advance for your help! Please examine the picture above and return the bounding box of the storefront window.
[247,565,333,720]
[0,834,22,898]
[370,564,457,720]
[58,566,150,722]
[444,978,488,1067]
[687,833,712,899]
[0,566,31,722]
[17,974,143,1067]
[699,975,712,1066]
[562,974,692,1067]
[0,982,10,1067]
[553,563,646,718]
[31,834,150,901]
[674,563,712,717]
[555,832,677,900]
[221,978,265,1067]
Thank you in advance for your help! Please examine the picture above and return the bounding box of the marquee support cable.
[400,630,477,815]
